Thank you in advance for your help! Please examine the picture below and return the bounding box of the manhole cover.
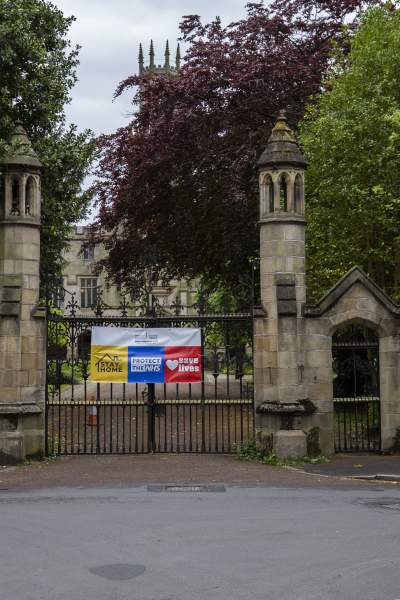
[89,564,146,580]
[147,484,226,493]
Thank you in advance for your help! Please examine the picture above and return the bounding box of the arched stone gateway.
[255,112,400,457]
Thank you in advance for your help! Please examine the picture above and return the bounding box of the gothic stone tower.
[139,40,181,76]
[0,123,45,462]
[254,111,309,455]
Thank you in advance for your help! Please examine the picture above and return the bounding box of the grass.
[236,439,328,467]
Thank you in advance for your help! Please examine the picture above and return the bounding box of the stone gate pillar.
[254,112,310,457]
[0,123,45,463]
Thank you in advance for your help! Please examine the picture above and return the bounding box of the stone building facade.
[60,226,197,315]
[254,112,400,456]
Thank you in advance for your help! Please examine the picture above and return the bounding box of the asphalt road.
[1,484,400,600]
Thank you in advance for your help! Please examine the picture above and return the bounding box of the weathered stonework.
[0,123,45,463]
[303,271,400,452]
[255,112,400,457]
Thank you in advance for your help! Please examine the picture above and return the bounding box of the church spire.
[164,40,170,69]
[149,40,155,69]
[139,43,144,74]
[176,44,181,71]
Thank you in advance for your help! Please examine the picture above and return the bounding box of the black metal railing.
[45,287,254,455]
[333,397,380,452]
[332,324,381,452]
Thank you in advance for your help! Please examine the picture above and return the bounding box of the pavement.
[0,454,342,491]
[2,452,400,491]
[303,453,400,481]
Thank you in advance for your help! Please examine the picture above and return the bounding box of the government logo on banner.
[90,327,202,384]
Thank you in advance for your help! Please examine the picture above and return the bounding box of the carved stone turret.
[258,110,307,222]
[0,122,45,462]
[257,111,307,318]
[254,111,309,457]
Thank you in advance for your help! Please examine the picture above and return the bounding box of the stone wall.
[255,269,400,456]
[0,223,45,462]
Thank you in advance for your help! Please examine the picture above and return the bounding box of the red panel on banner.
[164,346,202,383]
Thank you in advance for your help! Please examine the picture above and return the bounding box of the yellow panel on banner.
[90,345,128,383]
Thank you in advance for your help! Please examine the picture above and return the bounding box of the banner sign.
[90,326,202,384]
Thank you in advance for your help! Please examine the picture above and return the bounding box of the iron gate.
[333,325,381,452]
[45,290,254,455]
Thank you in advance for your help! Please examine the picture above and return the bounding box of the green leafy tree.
[300,3,400,302]
[0,0,96,286]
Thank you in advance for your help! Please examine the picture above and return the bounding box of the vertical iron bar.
[176,403,180,453]
[147,383,155,452]
[142,400,145,453]
[157,401,161,452]
[234,404,237,447]
[170,405,173,452]
[201,327,206,452]
[83,373,87,453]
[195,404,199,452]
[129,402,132,453]
[122,386,126,454]
[342,404,345,452]
[90,395,94,453]
[227,402,231,453]
[135,404,138,453]
[164,401,167,452]
[110,395,113,453]
[189,402,193,452]
[96,382,101,453]
[44,301,49,456]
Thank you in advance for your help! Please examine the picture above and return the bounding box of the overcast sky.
[54,0,248,136]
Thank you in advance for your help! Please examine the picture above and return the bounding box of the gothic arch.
[279,172,289,211]
[11,177,20,215]
[25,175,36,216]
[260,173,275,216]
[327,313,389,339]
[294,173,303,214]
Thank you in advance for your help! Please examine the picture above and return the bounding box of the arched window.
[279,174,288,211]
[11,178,20,215]
[260,179,267,218]
[25,176,36,216]
[294,174,303,214]
[266,175,274,212]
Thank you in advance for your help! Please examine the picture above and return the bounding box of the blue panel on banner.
[128,346,164,383]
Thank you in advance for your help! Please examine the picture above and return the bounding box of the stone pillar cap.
[257,110,308,170]
[0,121,42,169]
